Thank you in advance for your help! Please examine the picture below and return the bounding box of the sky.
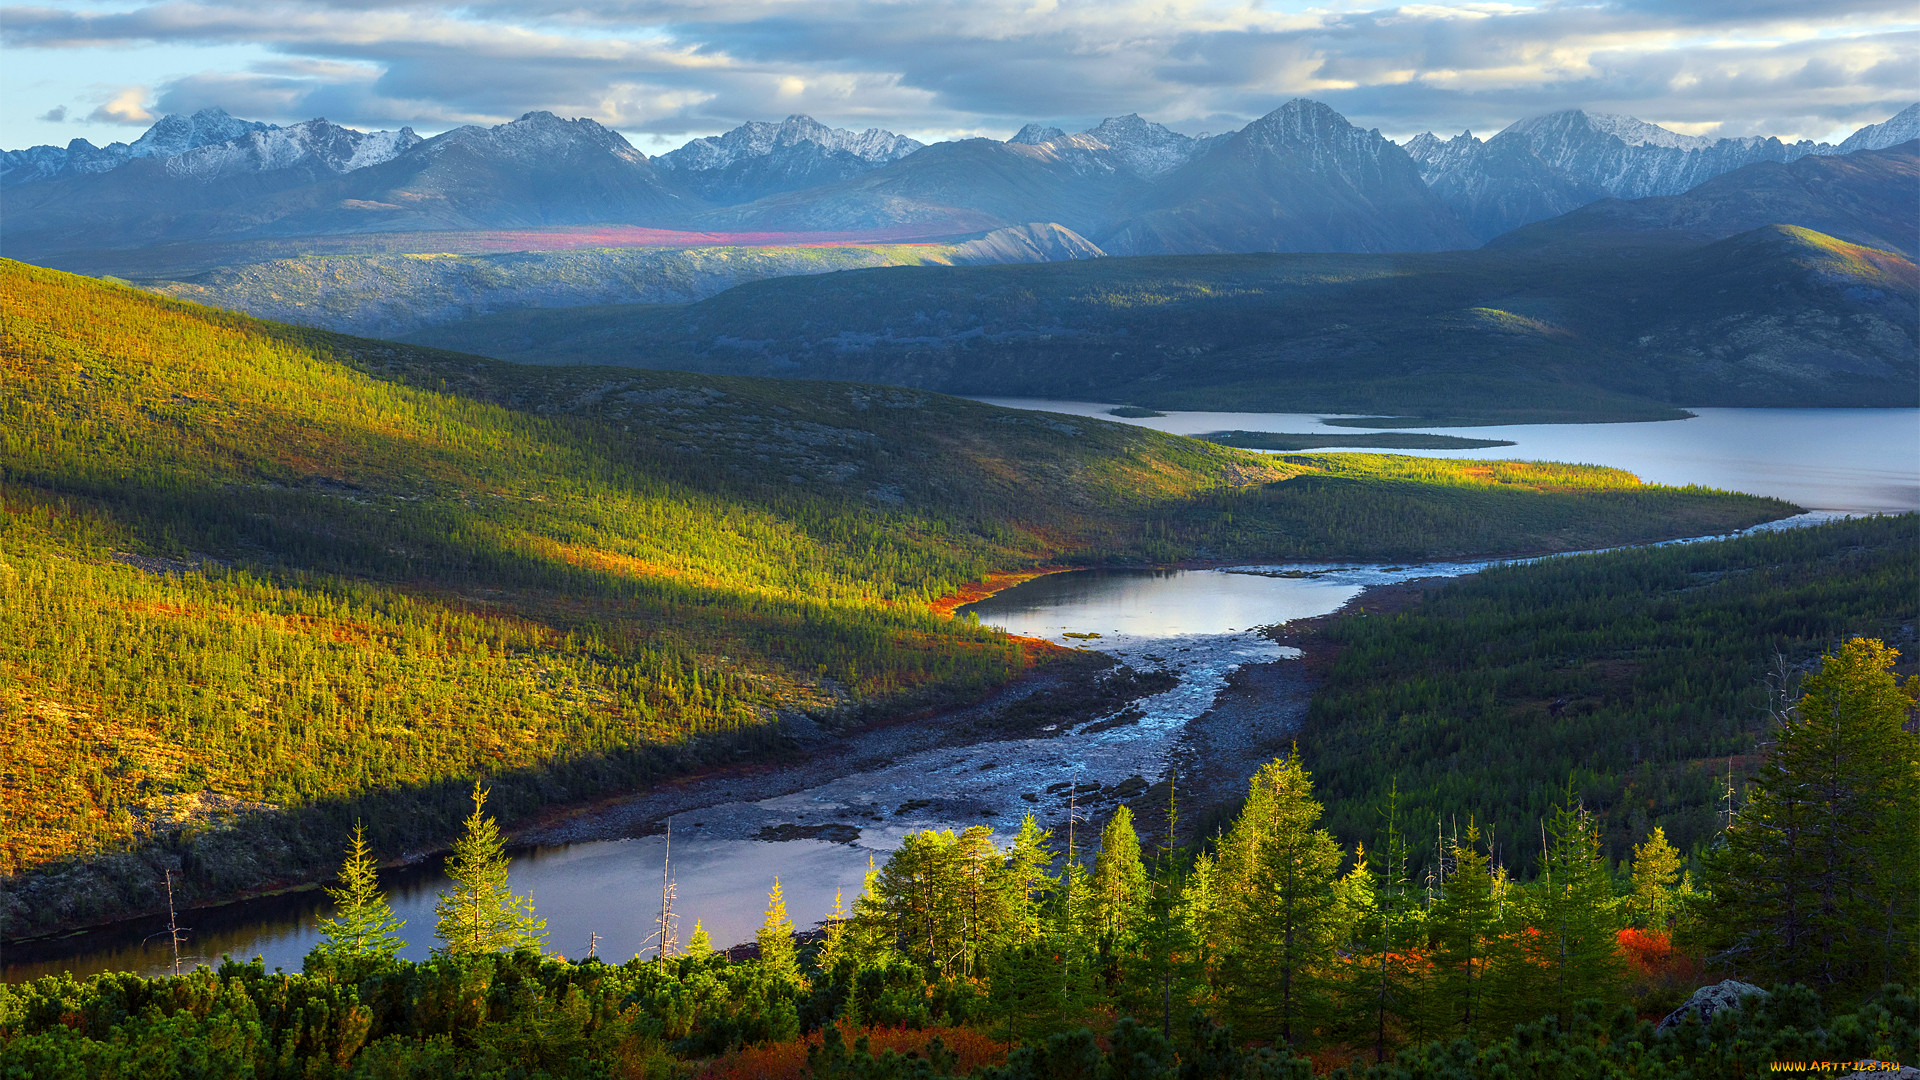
[3,0,1916,153]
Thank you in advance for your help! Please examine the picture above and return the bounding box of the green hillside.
[0,259,1790,934]
[1303,514,1919,878]
[405,224,1917,421]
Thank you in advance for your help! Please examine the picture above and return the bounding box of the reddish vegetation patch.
[367,225,957,254]
[1619,927,1700,984]
[696,1026,1009,1080]
[928,569,1065,617]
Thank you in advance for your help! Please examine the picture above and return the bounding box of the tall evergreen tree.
[307,821,405,977]
[1217,755,1345,1047]
[1515,785,1625,1022]
[1426,822,1500,1037]
[1696,637,1920,992]
[993,815,1055,946]
[433,783,546,956]
[1090,806,1148,942]
[1340,786,1424,1063]
[1629,826,1683,930]
[758,877,805,990]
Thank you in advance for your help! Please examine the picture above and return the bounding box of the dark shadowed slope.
[408,221,1916,417]
[1489,142,1920,257]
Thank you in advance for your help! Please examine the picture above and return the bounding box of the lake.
[9,406,1913,981]
[973,401,1920,516]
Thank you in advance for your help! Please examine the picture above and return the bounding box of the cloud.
[1,0,1914,146]
[86,86,157,125]
[36,105,67,122]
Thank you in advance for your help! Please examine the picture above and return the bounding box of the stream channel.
[6,406,1915,981]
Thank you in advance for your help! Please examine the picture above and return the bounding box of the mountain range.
[396,141,1918,420]
[5,101,1913,265]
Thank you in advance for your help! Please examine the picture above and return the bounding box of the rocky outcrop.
[1655,980,1768,1032]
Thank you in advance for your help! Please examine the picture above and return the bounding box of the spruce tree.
[1426,822,1501,1037]
[433,783,547,956]
[1697,637,1920,992]
[308,821,405,977]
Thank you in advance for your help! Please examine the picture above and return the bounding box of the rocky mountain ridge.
[4,101,1913,264]
[1403,105,1919,239]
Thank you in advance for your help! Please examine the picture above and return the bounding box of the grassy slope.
[1302,514,1919,878]
[0,259,1791,933]
[405,225,1917,419]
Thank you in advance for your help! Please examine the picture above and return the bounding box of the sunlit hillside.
[0,259,1792,932]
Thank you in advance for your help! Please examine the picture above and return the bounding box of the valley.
[3,74,1917,1077]
[0,259,1796,943]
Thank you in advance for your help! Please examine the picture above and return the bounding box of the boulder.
[1655,979,1768,1032]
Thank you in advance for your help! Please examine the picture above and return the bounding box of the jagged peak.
[1009,123,1066,145]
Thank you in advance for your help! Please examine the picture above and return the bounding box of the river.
[7,406,1914,981]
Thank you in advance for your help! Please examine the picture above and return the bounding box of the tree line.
[5,637,1912,1077]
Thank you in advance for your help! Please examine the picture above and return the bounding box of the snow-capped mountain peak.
[162,118,422,181]
[429,111,646,166]
[1838,103,1920,152]
[1008,123,1067,146]
[129,108,275,160]
[656,115,923,174]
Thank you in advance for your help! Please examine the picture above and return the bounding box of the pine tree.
[433,783,547,956]
[1090,806,1148,941]
[1629,826,1682,930]
[687,919,713,961]
[307,821,405,977]
[759,876,805,990]
[1697,638,1920,991]
[1217,754,1345,1047]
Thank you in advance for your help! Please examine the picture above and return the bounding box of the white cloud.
[0,0,1913,148]
[86,85,157,125]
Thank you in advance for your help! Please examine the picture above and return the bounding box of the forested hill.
[405,222,1918,421]
[0,259,1789,934]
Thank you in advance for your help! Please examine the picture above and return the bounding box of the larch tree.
[307,821,405,978]
[1629,826,1683,930]
[1426,822,1501,1038]
[1090,806,1148,942]
[758,877,804,990]
[1217,754,1346,1047]
[1697,637,1920,992]
[433,783,547,956]
[1518,786,1625,1022]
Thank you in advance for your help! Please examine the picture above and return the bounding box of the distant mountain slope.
[0,107,275,185]
[131,232,1103,338]
[1406,104,1917,241]
[1100,100,1473,255]
[1,112,689,257]
[407,222,1916,416]
[1839,103,1920,152]
[690,136,1140,236]
[1491,142,1920,257]
[654,115,922,204]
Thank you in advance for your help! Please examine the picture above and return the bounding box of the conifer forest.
[1,66,1917,1075]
